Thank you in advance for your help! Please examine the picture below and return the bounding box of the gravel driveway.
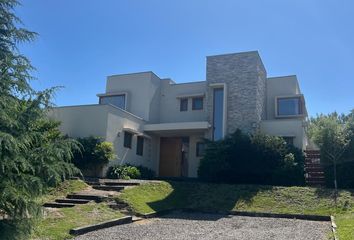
[74,212,331,240]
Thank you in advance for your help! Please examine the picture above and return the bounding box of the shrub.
[73,137,116,176]
[134,165,156,179]
[107,165,141,179]
[198,130,305,186]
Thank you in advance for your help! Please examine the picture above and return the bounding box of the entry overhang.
[144,121,210,132]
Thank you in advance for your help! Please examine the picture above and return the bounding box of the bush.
[73,137,116,176]
[134,165,155,179]
[198,130,305,186]
[107,165,141,179]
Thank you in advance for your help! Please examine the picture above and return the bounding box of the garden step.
[67,194,106,202]
[91,185,125,191]
[305,150,320,154]
[43,202,75,208]
[55,198,91,204]
[103,181,140,186]
[305,165,323,169]
[306,180,325,185]
[307,176,325,180]
[108,202,128,210]
[307,173,325,179]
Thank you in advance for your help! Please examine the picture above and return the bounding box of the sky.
[16,0,354,117]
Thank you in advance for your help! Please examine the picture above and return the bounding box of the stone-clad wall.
[206,51,267,136]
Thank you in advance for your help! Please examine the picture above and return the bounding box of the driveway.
[74,212,331,240]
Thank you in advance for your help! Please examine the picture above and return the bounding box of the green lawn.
[39,179,88,203]
[30,180,123,240]
[118,181,354,240]
[31,202,123,240]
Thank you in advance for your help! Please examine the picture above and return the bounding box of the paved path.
[74,212,331,240]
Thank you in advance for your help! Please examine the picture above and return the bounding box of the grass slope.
[31,180,123,240]
[31,202,123,240]
[119,181,354,240]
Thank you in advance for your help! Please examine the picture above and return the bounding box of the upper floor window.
[277,97,303,117]
[100,94,126,110]
[180,98,188,111]
[123,131,132,148]
[192,97,203,110]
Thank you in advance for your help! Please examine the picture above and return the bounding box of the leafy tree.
[73,137,116,177]
[308,112,353,198]
[0,0,80,236]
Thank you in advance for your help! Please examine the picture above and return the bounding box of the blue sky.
[16,0,354,116]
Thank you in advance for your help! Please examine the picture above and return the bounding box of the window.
[277,97,302,116]
[213,88,224,140]
[180,98,188,111]
[283,137,294,146]
[136,136,144,156]
[192,97,203,110]
[196,142,205,157]
[123,131,132,148]
[100,94,126,110]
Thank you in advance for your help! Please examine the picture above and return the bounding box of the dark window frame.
[192,97,203,110]
[196,142,205,157]
[180,98,188,111]
[99,94,126,110]
[277,97,303,116]
[136,136,144,156]
[123,131,133,149]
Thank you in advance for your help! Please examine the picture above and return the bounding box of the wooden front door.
[159,137,182,177]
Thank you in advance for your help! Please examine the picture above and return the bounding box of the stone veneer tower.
[206,51,267,137]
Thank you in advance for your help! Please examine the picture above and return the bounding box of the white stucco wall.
[266,75,301,120]
[48,104,109,138]
[105,72,161,122]
[48,104,160,176]
[159,80,208,123]
[260,119,307,149]
[187,135,205,178]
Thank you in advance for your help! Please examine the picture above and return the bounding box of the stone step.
[307,176,325,181]
[55,198,91,204]
[43,202,75,208]
[305,166,324,171]
[92,185,125,192]
[307,180,326,185]
[305,150,320,154]
[108,202,128,210]
[307,172,325,177]
[67,194,106,202]
[103,181,140,186]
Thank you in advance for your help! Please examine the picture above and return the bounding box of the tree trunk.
[333,160,338,204]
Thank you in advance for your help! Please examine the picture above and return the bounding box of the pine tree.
[0,0,80,225]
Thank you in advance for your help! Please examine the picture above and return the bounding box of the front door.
[159,137,182,177]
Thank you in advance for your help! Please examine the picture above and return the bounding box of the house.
[49,51,308,178]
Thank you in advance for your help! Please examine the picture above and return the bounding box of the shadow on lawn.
[146,181,272,221]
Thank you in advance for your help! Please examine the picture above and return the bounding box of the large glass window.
[192,97,203,110]
[100,94,126,110]
[277,97,302,116]
[136,136,144,156]
[123,131,132,148]
[180,98,188,111]
[213,88,224,140]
